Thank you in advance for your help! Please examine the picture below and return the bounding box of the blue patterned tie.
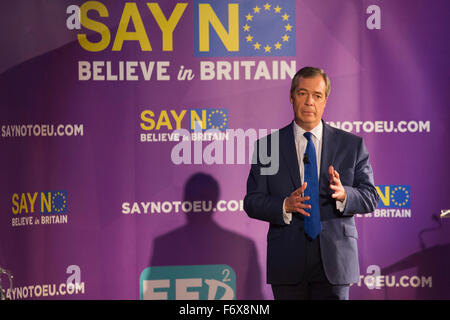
[303,132,321,239]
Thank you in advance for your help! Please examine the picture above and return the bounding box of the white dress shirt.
[282,121,346,224]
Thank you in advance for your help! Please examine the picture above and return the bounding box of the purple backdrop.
[0,0,449,300]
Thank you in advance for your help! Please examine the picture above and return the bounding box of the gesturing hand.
[329,165,346,202]
[284,182,311,217]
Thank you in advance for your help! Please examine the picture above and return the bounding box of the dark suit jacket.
[244,121,379,285]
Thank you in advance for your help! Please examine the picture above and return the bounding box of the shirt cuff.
[336,194,347,212]
[282,198,292,224]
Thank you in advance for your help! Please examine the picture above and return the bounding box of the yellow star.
[284,24,293,31]
[246,13,253,21]
[246,34,254,42]
[253,42,261,50]
[282,13,290,21]
[274,5,282,13]
[274,42,282,49]
[264,45,272,52]
[282,34,290,42]
[243,24,250,32]
[264,3,271,11]
[253,6,261,13]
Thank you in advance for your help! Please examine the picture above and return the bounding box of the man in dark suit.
[244,67,379,300]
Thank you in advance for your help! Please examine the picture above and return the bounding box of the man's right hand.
[284,182,311,217]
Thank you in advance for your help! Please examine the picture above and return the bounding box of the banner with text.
[0,0,449,300]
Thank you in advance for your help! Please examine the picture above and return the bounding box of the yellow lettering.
[156,110,172,130]
[19,193,28,214]
[199,4,239,52]
[41,192,51,213]
[376,186,390,206]
[140,110,156,130]
[171,110,186,129]
[190,110,206,130]
[78,1,111,52]
[112,3,152,51]
[27,192,38,213]
[147,3,188,51]
[12,193,19,214]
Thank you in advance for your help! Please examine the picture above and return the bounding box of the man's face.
[290,75,328,131]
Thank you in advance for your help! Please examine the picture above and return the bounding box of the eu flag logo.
[376,185,410,208]
[194,0,296,57]
[389,186,410,208]
[190,108,229,131]
[41,190,68,214]
[206,109,229,130]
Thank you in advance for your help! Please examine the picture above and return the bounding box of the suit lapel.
[319,121,340,192]
[279,122,301,190]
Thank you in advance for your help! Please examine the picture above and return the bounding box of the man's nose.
[305,93,314,105]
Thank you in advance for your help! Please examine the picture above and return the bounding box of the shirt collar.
[293,120,323,143]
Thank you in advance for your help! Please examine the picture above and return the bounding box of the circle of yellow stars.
[51,191,67,213]
[390,186,410,207]
[243,2,293,53]
[207,110,228,130]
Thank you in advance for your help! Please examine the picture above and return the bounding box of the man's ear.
[289,92,293,104]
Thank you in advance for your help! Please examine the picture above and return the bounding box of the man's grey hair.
[290,66,331,98]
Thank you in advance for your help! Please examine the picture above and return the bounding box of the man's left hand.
[329,165,346,202]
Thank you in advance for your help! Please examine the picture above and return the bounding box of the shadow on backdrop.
[381,214,450,299]
[150,172,263,299]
